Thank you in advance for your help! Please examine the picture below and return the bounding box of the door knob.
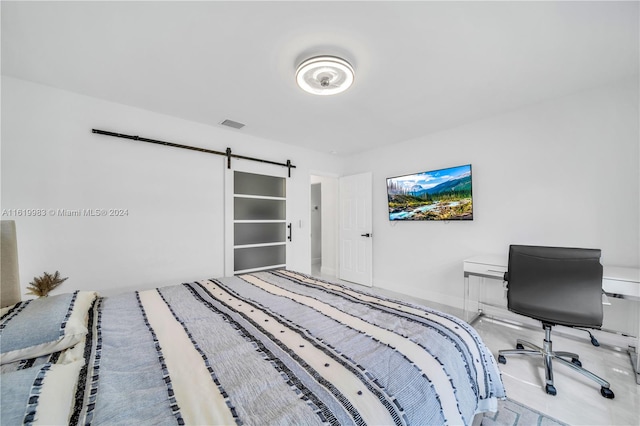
[361,233,371,237]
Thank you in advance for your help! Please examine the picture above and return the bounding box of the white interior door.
[339,172,372,286]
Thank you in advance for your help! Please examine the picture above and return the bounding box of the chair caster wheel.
[498,355,506,364]
[600,387,614,399]
[516,343,524,350]
[571,358,582,367]
[545,384,557,395]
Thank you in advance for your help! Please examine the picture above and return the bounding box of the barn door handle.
[287,223,292,242]
[361,233,371,237]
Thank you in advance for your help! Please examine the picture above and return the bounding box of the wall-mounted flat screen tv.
[387,164,473,221]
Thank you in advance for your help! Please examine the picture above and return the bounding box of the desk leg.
[464,273,481,324]
[633,316,640,384]
[625,310,640,385]
[630,347,640,385]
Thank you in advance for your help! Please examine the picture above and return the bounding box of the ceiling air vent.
[220,119,245,129]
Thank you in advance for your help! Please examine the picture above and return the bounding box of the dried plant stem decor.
[26,271,68,297]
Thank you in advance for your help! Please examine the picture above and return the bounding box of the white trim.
[234,265,286,275]
[234,242,286,249]
[233,220,286,224]
[234,194,286,201]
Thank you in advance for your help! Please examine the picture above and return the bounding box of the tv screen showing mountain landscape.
[387,164,473,221]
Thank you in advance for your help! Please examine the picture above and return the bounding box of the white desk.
[463,255,640,384]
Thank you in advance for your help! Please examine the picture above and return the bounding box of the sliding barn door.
[225,163,289,275]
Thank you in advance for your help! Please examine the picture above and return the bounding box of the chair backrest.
[505,245,603,328]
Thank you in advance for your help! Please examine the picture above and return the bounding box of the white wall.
[4,76,637,306]
[1,76,343,296]
[343,78,639,308]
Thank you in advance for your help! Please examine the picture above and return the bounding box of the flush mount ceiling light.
[296,56,355,96]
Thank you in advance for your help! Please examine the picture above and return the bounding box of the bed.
[1,269,506,425]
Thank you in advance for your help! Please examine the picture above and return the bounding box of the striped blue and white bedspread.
[8,270,506,425]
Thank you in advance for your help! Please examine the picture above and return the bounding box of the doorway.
[310,183,322,275]
[310,175,338,278]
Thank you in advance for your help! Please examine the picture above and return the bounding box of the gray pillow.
[0,291,98,364]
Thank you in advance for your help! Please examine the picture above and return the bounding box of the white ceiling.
[2,1,638,156]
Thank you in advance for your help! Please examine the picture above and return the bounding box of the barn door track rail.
[91,129,296,177]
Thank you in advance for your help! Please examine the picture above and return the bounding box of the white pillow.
[0,291,98,365]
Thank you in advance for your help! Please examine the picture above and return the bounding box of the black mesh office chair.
[497,245,614,398]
